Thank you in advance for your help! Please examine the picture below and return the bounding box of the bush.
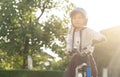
[0,70,63,77]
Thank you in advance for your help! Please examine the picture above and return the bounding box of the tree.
[0,0,74,70]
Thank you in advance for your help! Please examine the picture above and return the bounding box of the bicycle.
[74,46,94,77]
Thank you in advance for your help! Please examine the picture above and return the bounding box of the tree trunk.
[22,38,29,69]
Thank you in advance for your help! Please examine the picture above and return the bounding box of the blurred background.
[0,0,120,77]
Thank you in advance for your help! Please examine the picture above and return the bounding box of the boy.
[65,7,106,77]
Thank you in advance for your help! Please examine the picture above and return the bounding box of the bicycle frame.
[75,55,91,77]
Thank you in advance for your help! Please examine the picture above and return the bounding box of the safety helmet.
[70,7,87,19]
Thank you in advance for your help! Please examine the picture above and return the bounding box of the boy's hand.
[65,51,71,55]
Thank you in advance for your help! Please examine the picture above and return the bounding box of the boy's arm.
[93,31,107,44]
[66,33,72,51]
[65,30,73,55]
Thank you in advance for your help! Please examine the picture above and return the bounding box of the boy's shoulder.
[84,27,97,34]
[84,27,94,31]
[68,27,74,34]
[68,27,95,33]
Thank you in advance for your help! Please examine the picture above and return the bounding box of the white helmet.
[70,7,87,18]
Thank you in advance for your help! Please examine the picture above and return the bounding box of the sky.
[70,0,120,31]
[38,0,120,61]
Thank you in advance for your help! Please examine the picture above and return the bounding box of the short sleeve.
[93,30,105,41]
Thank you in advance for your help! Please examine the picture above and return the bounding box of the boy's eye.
[78,16,83,19]
[72,16,84,19]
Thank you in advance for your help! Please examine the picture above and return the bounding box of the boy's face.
[71,12,87,28]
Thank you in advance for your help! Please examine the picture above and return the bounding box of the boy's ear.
[84,18,88,26]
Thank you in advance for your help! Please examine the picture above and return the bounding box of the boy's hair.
[70,7,87,19]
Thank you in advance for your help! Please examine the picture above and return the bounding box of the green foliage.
[0,0,73,70]
[0,49,23,69]
[52,57,69,71]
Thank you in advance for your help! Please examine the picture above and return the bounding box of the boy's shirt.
[67,27,104,52]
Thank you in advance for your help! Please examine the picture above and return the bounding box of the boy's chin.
[74,26,85,28]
